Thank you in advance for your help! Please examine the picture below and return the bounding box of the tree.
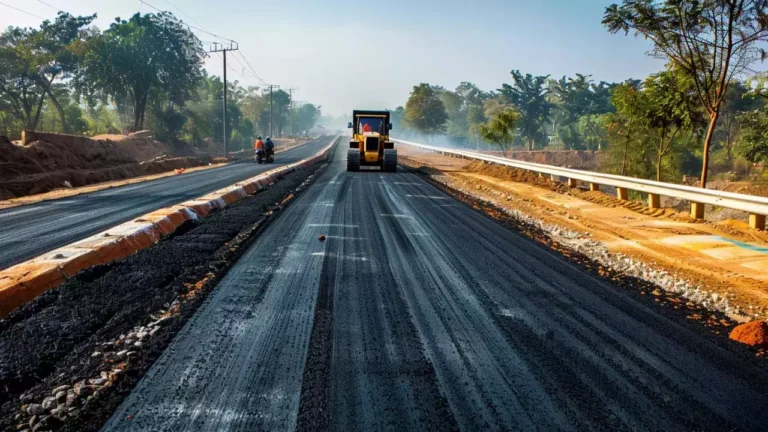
[737,107,768,164]
[295,103,320,133]
[479,107,520,156]
[455,81,491,107]
[605,81,648,175]
[643,69,700,181]
[716,81,762,163]
[547,74,617,149]
[498,70,551,150]
[404,83,448,137]
[604,0,768,187]
[78,12,204,131]
[466,105,487,149]
[0,13,95,132]
[577,113,610,151]
[390,106,405,132]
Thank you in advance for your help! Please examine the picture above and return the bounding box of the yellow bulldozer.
[347,110,396,172]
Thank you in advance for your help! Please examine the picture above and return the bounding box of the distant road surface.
[0,136,335,270]
[104,144,768,432]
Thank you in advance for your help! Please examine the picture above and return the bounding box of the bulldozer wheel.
[383,149,397,172]
[347,149,360,172]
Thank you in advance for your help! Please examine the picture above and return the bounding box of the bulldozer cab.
[347,110,397,172]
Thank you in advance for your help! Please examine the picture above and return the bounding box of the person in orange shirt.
[362,122,372,133]
[254,136,264,150]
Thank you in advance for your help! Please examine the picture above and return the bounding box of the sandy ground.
[399,145,768,320]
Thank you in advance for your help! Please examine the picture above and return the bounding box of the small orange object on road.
[318,235,326,241]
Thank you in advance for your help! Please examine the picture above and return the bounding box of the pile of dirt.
[730,321,768,347]
[708,180,768,198]
[482,150,598,170]
[1,134,135,178]
[92,132,173,162]
[0,133,212,200]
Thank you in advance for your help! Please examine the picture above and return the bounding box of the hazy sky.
[1,0,665,116]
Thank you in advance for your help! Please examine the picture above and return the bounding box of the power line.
[161,0,210,35]
[140,0,268,85]
[0,1,47,19]
[35,0,61,12]
[233,51,266,84]
[138,0,235,43]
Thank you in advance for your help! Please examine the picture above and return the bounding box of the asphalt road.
[0,136,334,270]
[104,147,768,431]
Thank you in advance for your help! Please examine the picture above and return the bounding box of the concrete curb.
[0,140,336,317]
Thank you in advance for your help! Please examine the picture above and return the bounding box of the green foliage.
[603,0,768,186]
[478,107,520,156]
[404,83,448,136]
[737,108,768,164]
[547,74,616,150]
[78,12,204,131]
[294,103,320,134]
[390,106,405,132]
[498,70,551,150]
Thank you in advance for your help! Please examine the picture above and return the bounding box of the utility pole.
[263,84,280,137]
[285,88,298,136]
[208,41,239,157]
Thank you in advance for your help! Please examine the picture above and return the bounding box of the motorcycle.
[255,147,274,164]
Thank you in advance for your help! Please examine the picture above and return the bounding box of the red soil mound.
[729,320,768,347]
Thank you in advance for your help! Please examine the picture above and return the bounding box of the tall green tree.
[294,103,320,133]
[605,81,648,176]
[604,0,768,187]
[404,83,448,137]
[642,69,701,181]
[498,70,551,150]
[479,107,520,156]
[78,12,204,131]
[0,13,95,132]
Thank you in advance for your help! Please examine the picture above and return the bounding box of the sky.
[0,0,666,116]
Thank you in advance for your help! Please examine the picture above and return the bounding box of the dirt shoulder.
[399,145,768,321]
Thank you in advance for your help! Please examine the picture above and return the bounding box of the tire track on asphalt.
[103,168,343,431]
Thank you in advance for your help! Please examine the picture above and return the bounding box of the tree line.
[397,0,768,187]
[0,11,321,152]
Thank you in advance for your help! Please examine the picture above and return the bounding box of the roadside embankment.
[0,132,214,200]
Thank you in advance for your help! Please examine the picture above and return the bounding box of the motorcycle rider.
[264,137,275,159]
[254,136,264,151]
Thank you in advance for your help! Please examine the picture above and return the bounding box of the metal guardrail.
[395,139,768,229]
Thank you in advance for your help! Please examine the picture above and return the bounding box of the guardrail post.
[550,174,560,183]
[749,214,766,230]
[648,193,661,209]
[616,187,628,201]
[690,202,705,219]
[589,183,600,192]
[567,178,577,188]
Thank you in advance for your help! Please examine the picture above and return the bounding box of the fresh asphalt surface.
[0,137,334,270]
[104,146,768,431]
